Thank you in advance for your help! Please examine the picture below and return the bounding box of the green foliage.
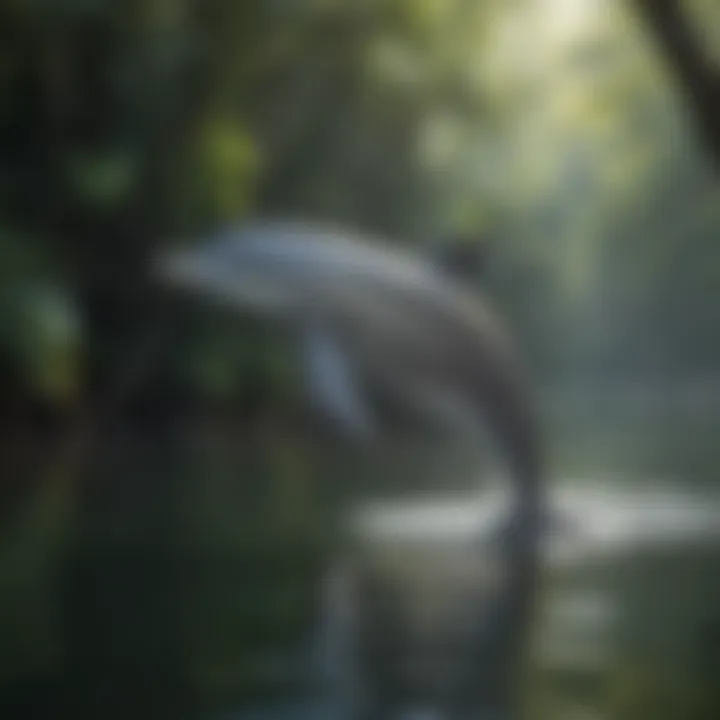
[11,283,81,402]
[0,0,715,399]
[66,150,139,211]
[195,115,261,222]
[0,229,81,402]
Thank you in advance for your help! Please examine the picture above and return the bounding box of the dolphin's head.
[155,222,315,318]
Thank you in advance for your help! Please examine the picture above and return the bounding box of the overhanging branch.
[635,0,720,166]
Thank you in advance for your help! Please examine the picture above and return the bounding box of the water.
[225,476,720,718]
[335,480,720,718]
[220,392,720,719]
[1,392,719,719]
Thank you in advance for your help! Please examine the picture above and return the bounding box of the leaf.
[0,280,81,403]
[198,115,261,221]
[18,284,82,402]
[66,150,138,210]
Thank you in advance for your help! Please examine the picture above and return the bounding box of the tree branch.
[635,0,720,166]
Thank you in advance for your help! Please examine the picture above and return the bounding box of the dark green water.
[1,391,719,719]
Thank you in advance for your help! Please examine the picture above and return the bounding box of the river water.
[223,392,720,720]
[1,390,719,720]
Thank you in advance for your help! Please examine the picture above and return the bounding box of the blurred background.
[0,1,719,719]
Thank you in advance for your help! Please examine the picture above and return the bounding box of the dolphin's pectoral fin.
[300,324,374,439]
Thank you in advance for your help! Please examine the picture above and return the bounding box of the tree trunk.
[635,0,720,166]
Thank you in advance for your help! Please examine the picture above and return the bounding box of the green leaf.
[66,151,138,210]
[18,284,82,402]
[198,116,261,221]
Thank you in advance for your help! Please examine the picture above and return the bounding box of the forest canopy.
[0,0,718,417]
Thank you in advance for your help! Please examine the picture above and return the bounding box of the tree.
[635,0,720,166]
